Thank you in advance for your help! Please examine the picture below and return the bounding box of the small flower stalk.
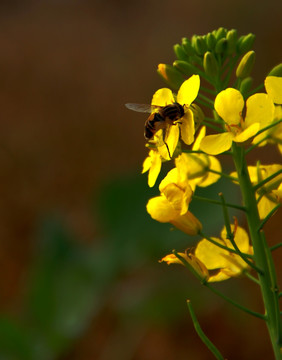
[127,28,282,359]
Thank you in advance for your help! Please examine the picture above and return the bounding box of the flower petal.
[195,238,230,269]
[151,88,175,106]
[146,195,177,222]
[193,126,206,151]
[200,132,234,155]
[180,109,195,145]
[177,75,200,105]
[171,210,202,235]
[265,76,282,104]
[215,88,244,125]
[234,122,260,142]
[245,93,274,128]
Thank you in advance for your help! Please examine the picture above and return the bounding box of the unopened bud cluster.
[157,27,258,90]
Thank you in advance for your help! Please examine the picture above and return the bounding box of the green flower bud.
[268,63,282,77]
[206,32,216,50]
[174,44,189,61]
[226,29,238,55]
[157,64,184,90]
[173,60,199,77]
[215,38,227,54]
[237,33,255,54]
[190,103,205,129]
[239,77,253,97]
[215,27,227,41]
[203,51,219,79]
[181,37,195,56]
[236,51,256,79]
[194,36,207,56]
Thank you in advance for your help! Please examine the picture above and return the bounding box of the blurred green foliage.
[0,167,242,359]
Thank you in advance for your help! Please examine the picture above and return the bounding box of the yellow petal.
[198,156,222,187]
[193,126,206,151]
[244,93,274,128]
[208,271,231,282]
[221,225,251,254]
[146,195,177,222]
[161,183,190,215]
[177,75,200,105]
[164,124,180,157]
[234,122,260,142]
[265,76,282,104]
[160,253,188,265]
[148,154,162,187]
[258,195,278,219]
[151,88,175,106]
[215,88,244,125]
[171,210,202,235]
[180,109,195,145]
[195,238,230,269]
[200,132,234,155]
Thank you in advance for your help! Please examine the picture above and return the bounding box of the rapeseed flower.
[200,88,274,155]
[195,225,253,282]
[151,75,200,160]
[146,167,202,235]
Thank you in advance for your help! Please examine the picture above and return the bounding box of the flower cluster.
[132,29,282,286]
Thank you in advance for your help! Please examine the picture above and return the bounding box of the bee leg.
[164,141,172,159]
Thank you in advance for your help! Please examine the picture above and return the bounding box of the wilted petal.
[215,88,244,125]
[177,75,200,105]
[171,210,202,235]
[265,76,282,104]
[200,132,234,155]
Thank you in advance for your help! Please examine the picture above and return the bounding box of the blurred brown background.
[0,0,281,359]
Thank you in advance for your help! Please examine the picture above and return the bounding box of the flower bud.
[215,38,227,54]
[214,27,227,41]
[237,33,255,54]
[268,63,282,77]
[181,37,195,56]
[236,51,256,79]
[226,29,238,55]
[194,36,207,56]
[174,44,189,61]
[173,60,199,77]
[239,77,253,97]
[206,32,216,50]
[157,64,184,90]
[203,51,219,79]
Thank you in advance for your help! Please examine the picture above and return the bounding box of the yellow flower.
[247,164,282,219]
[200,88,275,155]
[146,168,202,235]
[175,126,222,190]
[195,225,253,282]
[151,75,200,160]
[142,149,162,188]
[160,252,209,281]
[261,76,282,153]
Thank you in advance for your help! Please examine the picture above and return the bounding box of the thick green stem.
[232,142,281,359]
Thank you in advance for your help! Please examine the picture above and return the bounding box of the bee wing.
[125,103,159,114]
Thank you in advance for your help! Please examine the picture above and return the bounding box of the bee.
[125,102,185,142]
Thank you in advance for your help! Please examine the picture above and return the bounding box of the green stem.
[258,204,281,231]
[202,120,224,132]
[244,270,260,285]
[205,283,266,320]
[231,142,282,359]
[187,300,225,360]
[208,168,238,181]
[270,243,282,252]
[253,169,282,191]
[194,195,246,211]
